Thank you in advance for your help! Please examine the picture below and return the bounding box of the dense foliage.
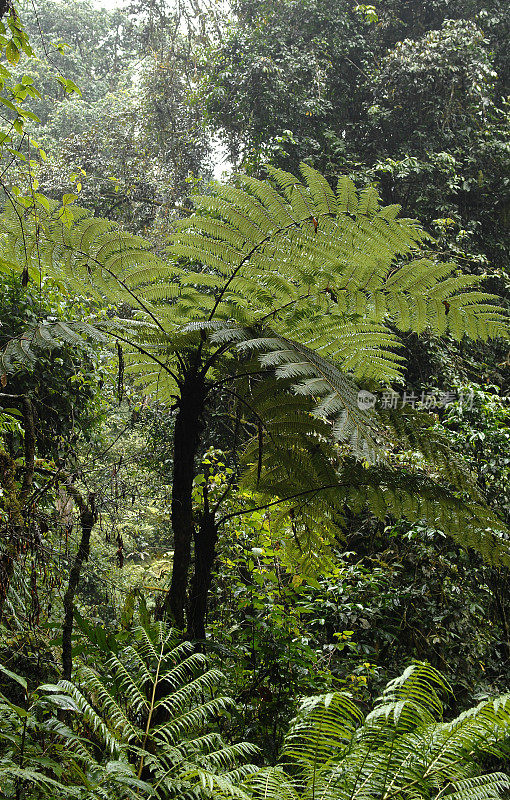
[0,0,508,796]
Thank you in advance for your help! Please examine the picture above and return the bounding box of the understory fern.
[0,662,150,799]
[56,622,258,799]
[243,662,510,800]
[2,654,510,799]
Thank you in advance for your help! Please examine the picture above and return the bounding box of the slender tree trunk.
[187,509,218,640]
[0,452,20,619]
[163,370,206,629]
[19,398,36,502]
[492,569,510,663]
[0,548,15,620]
[0,396,35,620]
[62,489,96,679]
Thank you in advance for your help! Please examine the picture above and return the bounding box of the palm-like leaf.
[1,165,507,402]
[0,667,152,799]
[0,167,509,568]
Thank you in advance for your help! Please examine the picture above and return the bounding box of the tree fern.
[1,170,506,425]
[0,165,508,634]
[244,662,510,800]
[1,165,506,394]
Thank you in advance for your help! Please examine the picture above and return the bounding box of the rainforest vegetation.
[0,0,509,796]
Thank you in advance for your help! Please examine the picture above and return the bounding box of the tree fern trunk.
[187,510,218,640]
[0,398,35,620]
[165,370,206,630]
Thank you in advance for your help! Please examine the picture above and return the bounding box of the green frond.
[447,774,510,800]
[41,717,95,762]
[52,621,252,799]
[156,695,235,743]
[153,668,226,716]
[57,676,123,756]
[2,167,507,396]
[0,319,110,372]
[74,664,140,742]
[245,768,300,800]
[243,664,510,800]
[239,396,510,571]
[1,168,508,570]
[0,765,82,797]
[106,654,151,717]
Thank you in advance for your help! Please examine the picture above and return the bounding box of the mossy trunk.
[62,494,96,679]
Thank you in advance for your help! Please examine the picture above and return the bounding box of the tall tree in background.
[17,0,215,233]
[206,0,509,297]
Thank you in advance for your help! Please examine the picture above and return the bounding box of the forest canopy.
[0,0,509,797]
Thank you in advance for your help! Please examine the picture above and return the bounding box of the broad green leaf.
[0,663,27,690]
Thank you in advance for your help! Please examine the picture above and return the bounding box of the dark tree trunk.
[187,510,218,640]
[0,549,15,620]
[492,570,510,663]
[0,452,20,619]
[163,370,206,629]
[0,0,13,21]
[19,398,36,502]
[62,490,96,679]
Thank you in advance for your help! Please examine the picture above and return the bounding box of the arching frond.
[229,372,510,571]
[0,167,508,565]
[244,664,510,800]
[53,621,259,799]
[1,166,506,394]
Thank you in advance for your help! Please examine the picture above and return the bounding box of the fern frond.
[57,676,124,756]
[244,664,510,800]
[1,169,508,569]
[53,622,253,798]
